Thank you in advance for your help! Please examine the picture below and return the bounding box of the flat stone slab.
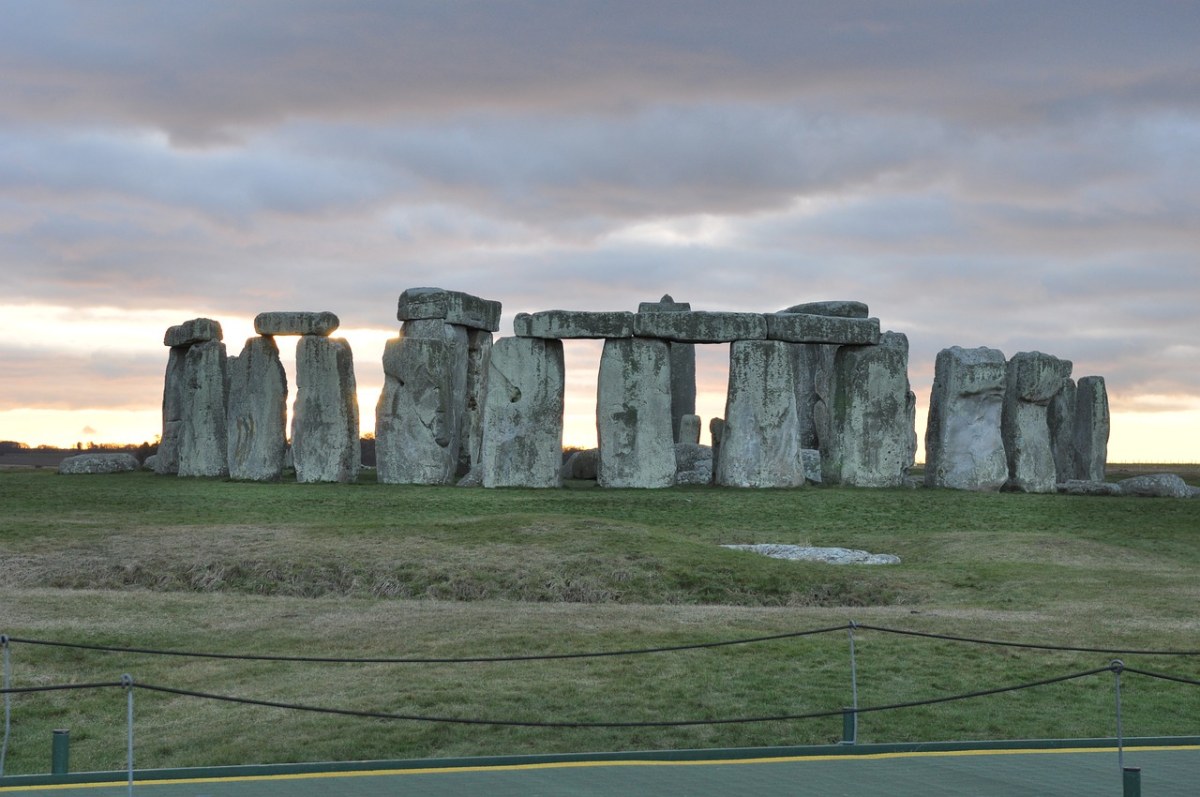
[779,300,869,319]
[397,287,501,332]
[514,310,635,339]
[638,294,691,313]
[1118,473,1193,498]
[722,544,900,565]
[254,311,340,336]
[164,318,222,347]
[1058,480,1122,496]
[58,453,140,475]
[766,313,881,345]
[633,311,767,343]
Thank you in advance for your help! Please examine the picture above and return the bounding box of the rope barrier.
[0,626,847,664]
[856,624,1200,656]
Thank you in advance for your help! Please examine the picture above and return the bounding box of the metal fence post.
[845,622,859,744]
[1111,660,1125,773]
[122,674,134,797]
[51,729,70,774]
[1,634,10,777]
[1123,766,1141,797]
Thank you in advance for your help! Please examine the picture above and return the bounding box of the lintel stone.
[254,311,340,337]
[766,313,881,345]
[397,287,501,332]
[164,318,222,348]
[514,310,635,339]
[779,300,869,319]
[633,311,766,343]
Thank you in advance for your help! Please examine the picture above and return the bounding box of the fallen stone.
[779,301,870,319]
[823,331,914,487]
[397,287,501,332]
[766,313,881,345]
[1118,474,1193,499]
[58,453,140,475]
[1058,480,1122,496]
[674,443,713,485]
[1002,351,1073,493]
[513,310,635,339]
[178,339,229,478]
[163,318,222,348]
[254,311,340,337]
[597,338,675,488]
[561,448,599,480]
[480,336,565,488]
[226,336,288,481]
[291,336,361,484]
[717,340,805,488]
[721,544,900,565]
[924,346,1008,491]
[633,311,767,343]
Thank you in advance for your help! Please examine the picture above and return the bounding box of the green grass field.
[1,466,1199,775]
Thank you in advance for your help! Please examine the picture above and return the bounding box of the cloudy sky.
[2,0,1197,461]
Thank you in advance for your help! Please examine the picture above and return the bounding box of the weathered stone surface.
[779,301,869,319]
[674,443,713,485]
[397,287,501,332]
[254,311,339,337]
[717,340,805,488]
[156,346,187,475]
[58,453,140,475]
[823,331,914,487]
[142,454,159,471]
[597,338,675,488]
[1048,377,1078,481]
[460,329,493,477]
[226,336,288,481]
[633,311,767,343]
[790,343,835,451]
[375,333,467,485]
[291,336,360,484]
[480,337,565,488]
[561,448,599,480]
[513,310,634,339]
[1002,351,1072,493]
[802,448,822,484]
[924,347,1008,491]
[178,339,229,477]
[1058,479,1121,496]
[1074,376,1109,482]
[766,313,881,345]
[1119,473,1192,499]
[163,318,222,348]
[678,413,702,445]
[723,544,900,565]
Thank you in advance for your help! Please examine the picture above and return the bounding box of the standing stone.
[638,295,697,442]
[178,339,229,477]
[1001,351,1073,493]
[791,343,834,451]
[717,340,805,488]
[678,413,702,445]
[460,329,493,477]
[226,336,288,481]
[1048,377,1078,482]
[375,332,467,484]
[596,338,675,488]
[1074,376,1110,482]
[291,336,360,484]
[823,332,914,487]
[709,418,725,485]
[156,346,187,475]
[480,337,565,488]
[924,347,1008,491]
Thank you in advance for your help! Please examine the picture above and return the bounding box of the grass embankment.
[1,467,1199,774]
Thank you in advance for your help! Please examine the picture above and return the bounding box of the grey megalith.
[1002,351,1073,493]
[178,338,229,478]
[637,295,697,443]
[924,346,1008,491]
[596,337,675,488]
[480,336,565,488]
[226,336,288,481]
[717,340,805,488]
[1074,376,1110,482]
[291,335,360,483]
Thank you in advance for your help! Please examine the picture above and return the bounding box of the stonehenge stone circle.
[226,335,288,481]
[155,289,1114,493]
[823,331,914,487]
[1002,351,1073,493]
[596,338,675,488]
[291,335,360,483]
[480,336,565,488]
[924,346,1008,491]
